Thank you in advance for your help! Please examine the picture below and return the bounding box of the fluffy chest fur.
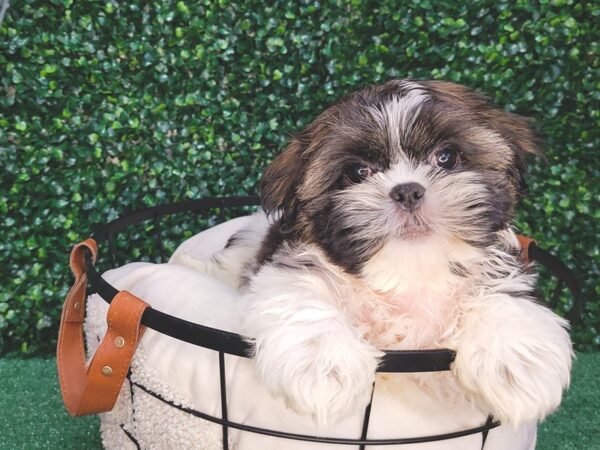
[272,238,478,352]
[322,236,482,351]
[348,286,463,350]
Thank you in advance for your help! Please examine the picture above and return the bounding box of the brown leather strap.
[56,239,149,416]
[516,234,536,264]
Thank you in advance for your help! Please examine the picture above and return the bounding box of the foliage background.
[1,0,598,355]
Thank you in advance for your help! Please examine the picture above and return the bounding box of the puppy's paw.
[255,334,381,424]
[454,297,573,425]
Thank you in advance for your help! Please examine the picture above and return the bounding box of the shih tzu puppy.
[201,79,573,427]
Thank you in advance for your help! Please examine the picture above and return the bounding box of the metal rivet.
[74,302,81,311]
[102,366,113,376]
[114,336,125,348]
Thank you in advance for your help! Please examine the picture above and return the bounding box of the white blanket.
[84,218,537,450]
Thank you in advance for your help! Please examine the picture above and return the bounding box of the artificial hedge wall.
[1,0,598,355]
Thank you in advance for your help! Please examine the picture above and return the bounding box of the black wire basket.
[81,196,582,449]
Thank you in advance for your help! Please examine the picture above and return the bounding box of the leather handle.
[516,234,536,264]
[56,239,149,416]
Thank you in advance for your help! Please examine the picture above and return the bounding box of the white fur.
[228,142,571,428]
[369,81,429,152]
[240,249,383,424]
[333,159,502,247]
[452,290,572,425]
[86,236,540,449]
[240,233,572,424]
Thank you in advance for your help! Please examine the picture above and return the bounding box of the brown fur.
[258,79,542,270]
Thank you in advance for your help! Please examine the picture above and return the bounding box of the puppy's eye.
[345,163,373,184]
[433,146,461,170]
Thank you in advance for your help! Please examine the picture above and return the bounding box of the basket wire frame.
[84,196,581,449]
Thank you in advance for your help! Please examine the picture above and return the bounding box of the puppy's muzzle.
[390,182,425,212]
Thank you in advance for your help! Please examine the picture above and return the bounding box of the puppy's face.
[261,80,541,274]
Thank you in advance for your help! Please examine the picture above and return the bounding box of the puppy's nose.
[390,183,425,211]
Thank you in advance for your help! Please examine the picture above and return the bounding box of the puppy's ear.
[483,109,543,196]
[260,136,307,221]
[423,80,543,195]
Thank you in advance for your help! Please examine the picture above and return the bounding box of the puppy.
[211,79,573,427]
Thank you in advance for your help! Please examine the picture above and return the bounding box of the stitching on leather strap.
[56,239,148,416]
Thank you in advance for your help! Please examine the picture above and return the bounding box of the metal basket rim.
[80,195,580,447]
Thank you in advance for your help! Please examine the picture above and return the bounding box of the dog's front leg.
[452,290,573,426]
[241,263,382,425]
